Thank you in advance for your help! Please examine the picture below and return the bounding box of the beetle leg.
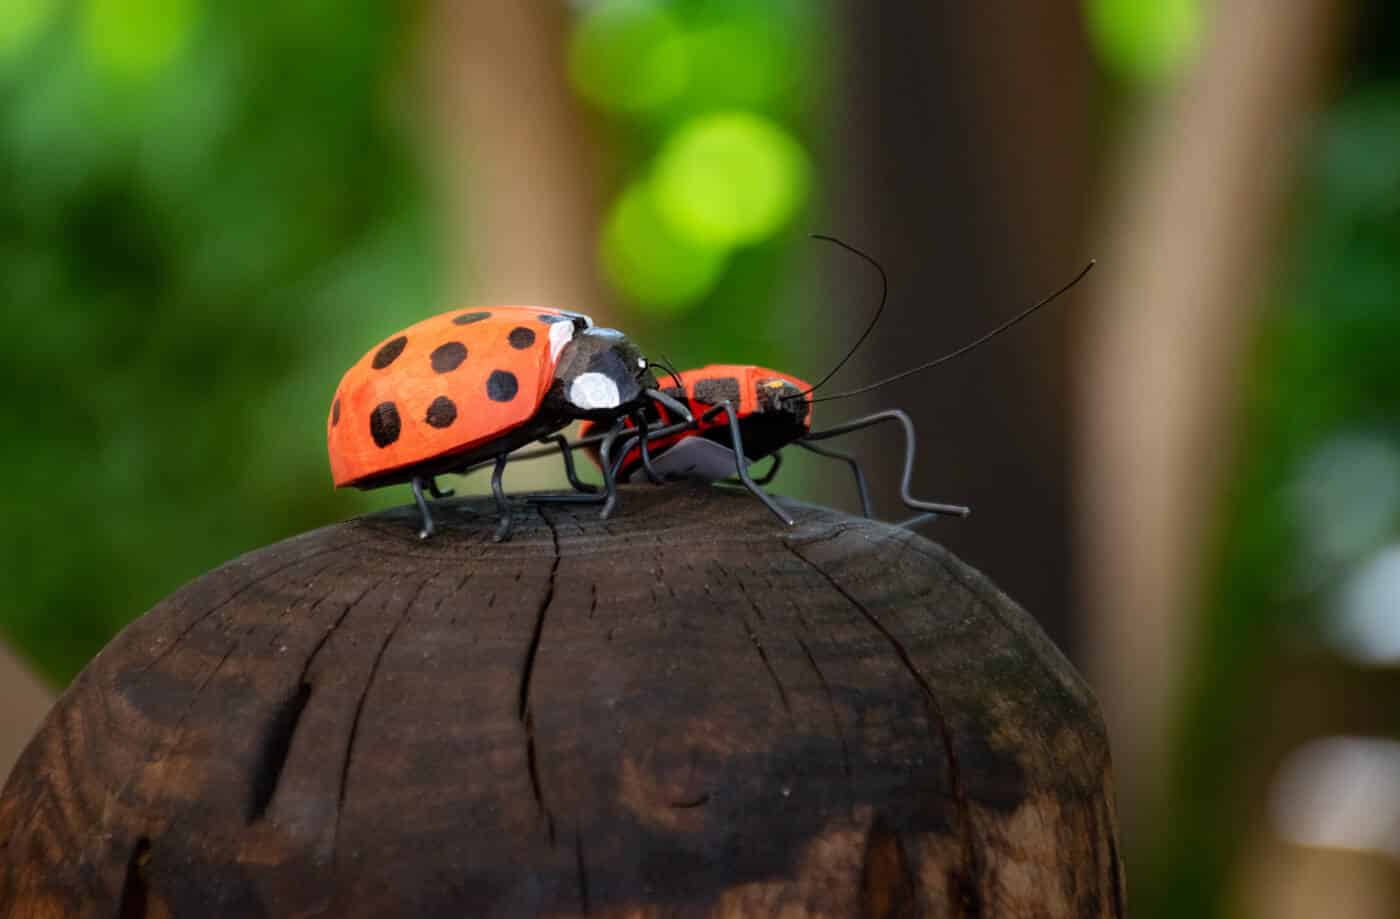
[538,433,598,494]
[793,441,872,517]
[597,426,622,519]
[801,409,970,525]
[411,476,436,539]
[491,453,514,542]
[632,410,664,484]
[724,451,782,487]
[709,402,794,526]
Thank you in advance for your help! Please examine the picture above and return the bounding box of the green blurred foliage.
[1140,15,1400,919]
[0,2,439,682]
[1084,0,1204,87]
[569,0,818,320]
[0,0,825,686]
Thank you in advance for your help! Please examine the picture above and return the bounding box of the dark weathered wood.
[0,484,1123,917]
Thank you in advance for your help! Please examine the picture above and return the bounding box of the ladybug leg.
[411,477,436,539]
[802,409,970,525]
[631,410,664,484]
[427,477,454,499]
[709,402,794,526]
[530,421,630,505]
[538,434,598,494]
[793,441,873,517]
[491,453,515,542]
[597,426,622,520]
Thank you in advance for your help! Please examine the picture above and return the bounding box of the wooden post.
[0,486,1123,917]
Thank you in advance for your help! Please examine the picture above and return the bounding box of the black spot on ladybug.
[369,402,401,447]
[487,370,519,402]
[430,341,468,373]
[693,377,741,406]
[453,311,490,325]
[537,313,569,324]
[372,336,408,369]
[332,398,341,426]
[508,327,536,349]
[425,396,458,429]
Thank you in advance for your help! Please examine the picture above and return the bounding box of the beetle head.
[552,327,655,420]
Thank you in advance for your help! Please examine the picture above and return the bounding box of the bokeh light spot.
[600,180,727,314]
[651,111,809,247]
[0,0,58,60]
[682,21,796,109]
[1331,547,1400,665]
[81,0,201,80]
[568,0,687,114]
[1291,434,1400,568]
[1272,736,1400,857]
[1084,0,1203,87]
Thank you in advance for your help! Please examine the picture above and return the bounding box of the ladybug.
[327,306,690,541]
[575,364,968,527]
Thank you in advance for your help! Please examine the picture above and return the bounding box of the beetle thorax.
[553,328,653,419]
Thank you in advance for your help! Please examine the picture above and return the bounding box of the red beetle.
[556,239,1094,526]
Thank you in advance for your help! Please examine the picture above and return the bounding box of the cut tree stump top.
[0,484,1123,918]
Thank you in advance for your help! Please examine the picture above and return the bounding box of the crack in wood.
[519,507,561,842]
[784,541,983,916]
[574,833,591,915]
[796,637,852,780]
[335,575,435,850]
[138,539,372,675]
[246,682,312,823]
[728,570,791,716]
[116,836,151,919]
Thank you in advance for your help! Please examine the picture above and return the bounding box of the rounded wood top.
[0,484,1123,917]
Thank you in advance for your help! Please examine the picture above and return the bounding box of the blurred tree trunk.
[421,0,610,488]
[0,644,53,779]
[422,0,610,318]
[830,3,1097,654]
[1076,0,1345,842]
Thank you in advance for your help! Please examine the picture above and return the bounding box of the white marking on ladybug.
[549,319,575,361]
[569,372,621,410]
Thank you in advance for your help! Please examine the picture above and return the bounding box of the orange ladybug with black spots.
[328,306,656,492]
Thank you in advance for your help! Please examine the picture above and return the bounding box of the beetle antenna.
[800,260,1096,405]
[656,353,684,391]
[795,234,888,399]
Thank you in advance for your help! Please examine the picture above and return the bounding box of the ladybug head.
[552,327,656,420]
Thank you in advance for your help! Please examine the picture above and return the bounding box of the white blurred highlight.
[1292,436,1400,568]
[1272,736,1400,857]
[1332,548,1400,664]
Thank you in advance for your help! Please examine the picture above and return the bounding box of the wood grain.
[0,484,1123,917]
